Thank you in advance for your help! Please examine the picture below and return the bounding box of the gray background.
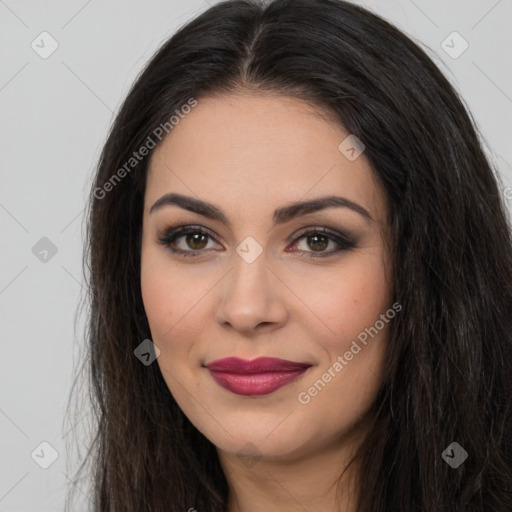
[1,0,511,510]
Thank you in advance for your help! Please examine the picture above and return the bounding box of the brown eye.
[158,225,221,258]
[185,232,209,250]
[288,227,357,258]
[306,234,329,252]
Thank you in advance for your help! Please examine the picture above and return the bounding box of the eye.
[287,227,356,258]
[157,225,221,258]
[157,224,357,259]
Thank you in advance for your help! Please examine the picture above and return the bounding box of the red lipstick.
[205,357,311,396]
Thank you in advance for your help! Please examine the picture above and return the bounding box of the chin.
[197,412,322,463]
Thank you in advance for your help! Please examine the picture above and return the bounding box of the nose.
[214,252,289,335]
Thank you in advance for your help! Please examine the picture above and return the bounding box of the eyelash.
[157,224,357,259]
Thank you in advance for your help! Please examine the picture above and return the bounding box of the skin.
[140,91,393,512]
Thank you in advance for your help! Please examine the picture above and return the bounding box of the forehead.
[144,92,386,223]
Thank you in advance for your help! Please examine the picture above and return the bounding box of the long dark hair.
[66,0,512,510]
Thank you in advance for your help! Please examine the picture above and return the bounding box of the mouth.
[205,357,312,396]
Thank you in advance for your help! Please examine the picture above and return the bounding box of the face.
[140,92,393,461]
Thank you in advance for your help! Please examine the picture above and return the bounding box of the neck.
[218,427,364,512]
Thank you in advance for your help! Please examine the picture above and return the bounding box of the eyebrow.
[149,192,373,226]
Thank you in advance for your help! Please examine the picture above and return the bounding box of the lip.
[205,357,312,396]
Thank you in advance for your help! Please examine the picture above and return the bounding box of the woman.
[68,0,512,510]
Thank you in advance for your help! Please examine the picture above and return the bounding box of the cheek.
[292,250,392,416]
[140,257,172,338]
[140,245,189,354]
[140,246,214,366]
[140,259,200,395]
[141,242,189,331]
[292,250,391,350]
